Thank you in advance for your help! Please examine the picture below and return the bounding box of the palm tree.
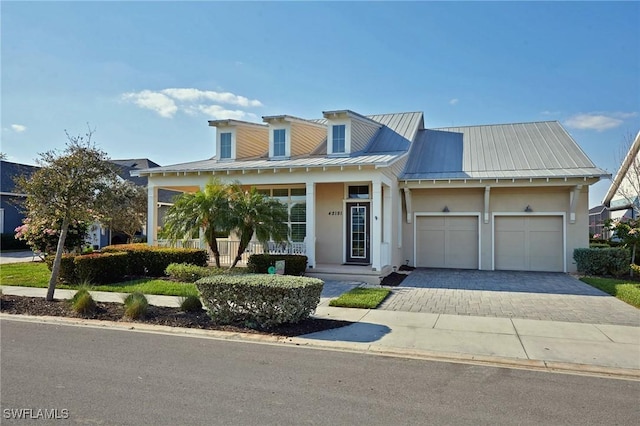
[227,185,289,268]
[161,179,232,267]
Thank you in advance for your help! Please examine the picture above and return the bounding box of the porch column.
[383,182,393,268]
[371,178,382,271]
[305,182,316,269]
[147,183,158,246]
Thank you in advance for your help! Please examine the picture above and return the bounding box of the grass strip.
[329,287,390,309]
[1,262,196,297]
[580,277,640,309]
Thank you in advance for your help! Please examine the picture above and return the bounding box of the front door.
[346,202,370,264]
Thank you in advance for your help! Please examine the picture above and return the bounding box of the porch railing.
[157,239,306,266]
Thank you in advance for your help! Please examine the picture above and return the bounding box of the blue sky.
[2,1,639,207]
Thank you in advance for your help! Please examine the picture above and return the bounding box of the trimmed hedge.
[47,252,129,284]
[165,263,213,283]
[247,254,308,276]
[102,244,208,276]
[573,247,631,277]
[196,274,323,329]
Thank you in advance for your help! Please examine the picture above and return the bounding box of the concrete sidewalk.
[2,285,639,377]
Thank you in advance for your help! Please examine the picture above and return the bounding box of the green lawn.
[580,277,640,309]
[1,262,196,297]
[329,287,390,309]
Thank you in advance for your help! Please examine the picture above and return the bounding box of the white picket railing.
[157,238,306,266]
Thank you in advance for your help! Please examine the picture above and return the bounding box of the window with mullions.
[348,185,369,199]
[273,129,286,157]
[255,187,306,242]
[220,132,232,159]
[332,124,346,153]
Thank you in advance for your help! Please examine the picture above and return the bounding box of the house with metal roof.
[134,110,608,279]
[603,130,640,221]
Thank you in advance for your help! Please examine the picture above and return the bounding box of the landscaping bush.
[0,233,30,251]
[196,274,323,329]
[74,252,129,284]
[123,292,149,319]
[102,244,208,277]
[165,263,213,283]
[573,247,631,276]
[45,254,78,283]
[69,288,96,317]
[247,254,308,276]
[47,252,128,284]
[180,295,203,312]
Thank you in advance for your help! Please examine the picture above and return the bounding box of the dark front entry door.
[346,202,370,264]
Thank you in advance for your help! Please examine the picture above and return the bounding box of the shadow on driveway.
[400,269,609,296]
[301,323,391,343]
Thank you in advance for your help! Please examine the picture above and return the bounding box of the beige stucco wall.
[315,183,345,264]
[402,185,590,272]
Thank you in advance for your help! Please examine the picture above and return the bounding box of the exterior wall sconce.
[442,206,450,212]
[524,205,533,212]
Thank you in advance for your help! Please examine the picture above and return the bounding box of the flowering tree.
[606,217,640,276]
[15,130,121,301]
[15,217,89,255]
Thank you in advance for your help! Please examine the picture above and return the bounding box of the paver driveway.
[378,269,640,326]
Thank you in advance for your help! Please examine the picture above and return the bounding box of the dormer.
[262,115,326,160]
[208,119,268,161]
[322,110,382,156]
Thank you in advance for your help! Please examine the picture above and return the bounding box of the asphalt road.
[1,319,638,425]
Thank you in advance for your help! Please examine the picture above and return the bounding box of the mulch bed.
[0,295,352,337]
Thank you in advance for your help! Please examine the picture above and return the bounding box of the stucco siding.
[315,183,345,264]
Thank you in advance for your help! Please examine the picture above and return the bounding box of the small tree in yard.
[161,179,232,268]
[16,130,120,301]
[606,217,640,277]
[227,185,289,269]
[100,180,147,243]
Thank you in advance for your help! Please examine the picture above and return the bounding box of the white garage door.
[494,216,564,272]
[416,216,479,269]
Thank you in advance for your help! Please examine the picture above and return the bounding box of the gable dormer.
[262,115,326,160]
[208,119,268,161]
[322,110,382,156]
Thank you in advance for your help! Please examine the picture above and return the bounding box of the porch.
[157,239,385,284]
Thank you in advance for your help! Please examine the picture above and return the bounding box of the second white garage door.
[416,216,479,269]
[494,216,564,272]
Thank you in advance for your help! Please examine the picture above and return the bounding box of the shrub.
[180,295,203,312]
[45,254,78,283]
[165,263,213,283]
[196,274,323,329]
[247,254,308,276]
[102,244,207,276]
[70,288,96,317]
[47,252,128,284]
[573,247,631,276]
[123,292,149,320]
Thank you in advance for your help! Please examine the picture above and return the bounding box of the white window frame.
[216,128,236,160]
[219,132,233,160]
[328,119,351,156]
[269,125,291,159]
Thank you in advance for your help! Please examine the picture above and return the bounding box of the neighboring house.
[133,110,608,277]
[603,131,640,222]
[588,205,610,239]
[0,160,39,235]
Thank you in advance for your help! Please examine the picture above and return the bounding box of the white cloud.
[195,105,259,121]
[11,124,27,133]
[449,98,459,105]
[540,110,561,116]
[565,112,637,131]
[121,90,178,118]
[122,88,263,119]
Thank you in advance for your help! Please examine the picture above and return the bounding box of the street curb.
[2,313,639,381]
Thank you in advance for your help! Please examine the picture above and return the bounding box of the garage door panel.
[495,216,563,272]
[416,216,478,269]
